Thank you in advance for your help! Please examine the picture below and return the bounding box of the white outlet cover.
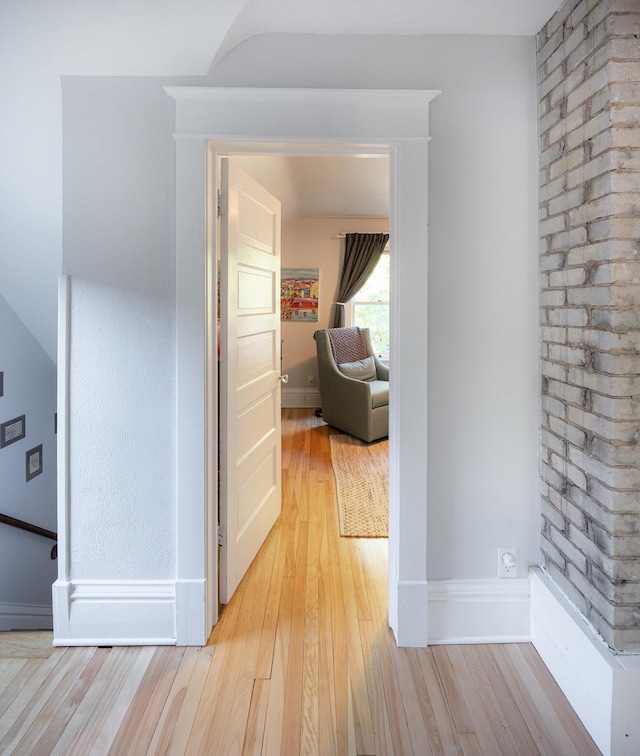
[498,547,518,578]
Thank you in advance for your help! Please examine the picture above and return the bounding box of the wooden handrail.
[0,512,57,559]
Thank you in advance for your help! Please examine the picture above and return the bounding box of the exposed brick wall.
[537,0,640,652]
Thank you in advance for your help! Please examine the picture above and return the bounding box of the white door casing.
[169,87,438,646]
[219,159,283,603]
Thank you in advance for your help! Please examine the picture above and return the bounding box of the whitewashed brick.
[592,437,640,467]
[541,251,566,271]
[540,533,568,571]
[590,479,640,514]
[539,174,568,202]
[578,328,640,352]
[548,186,587,217]
[547,379,588,406]
[549,414,589,448]
[551,526,589,572]
[541,359,568,381]
[590,393,640,422]
[549,266,588,286]
[565,110,612,153]
[592,262,640,286]
[542,428,567,457]
[567,366,640,396]
[540,289,566,306]
[566,151,613,188]
[592,308,640,331]
[594,351,640,375]
[567,404,640,442]
[550,145,587,181]
[549,308,589,327]
[549,343,587,366]
[569,194,613,227]
[567,66,610,112]
[542,325,568,343]
[567,286,614,305]
[589,216,640,242]
[548,227,589,251]
[538,0,640,652]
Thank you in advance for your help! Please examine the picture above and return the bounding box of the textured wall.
[537,0,640,651]
[0,295,57,627]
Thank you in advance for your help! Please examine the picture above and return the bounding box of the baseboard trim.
[281,387,321,409]
[0,602,53,631]
[395,580,429,647]
[530,568,640,756]
[427,578,531,645]
[53,579,176,646]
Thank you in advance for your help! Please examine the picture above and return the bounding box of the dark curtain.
[333,232,389,328]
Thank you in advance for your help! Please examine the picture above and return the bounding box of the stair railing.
[0,512,57,559]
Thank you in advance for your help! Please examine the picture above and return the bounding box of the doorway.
[216,152,390,612]
[169,86,437,647]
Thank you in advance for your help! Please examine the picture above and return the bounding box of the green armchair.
[314,327,389,443]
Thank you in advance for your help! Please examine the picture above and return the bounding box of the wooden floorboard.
[0,409,601,755]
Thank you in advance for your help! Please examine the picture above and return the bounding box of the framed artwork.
[26,444,43,481]
[0,371,3,397]
[1,415,25,448]
[281,268,319,322]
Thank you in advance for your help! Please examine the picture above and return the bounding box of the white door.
[219,159,284,604]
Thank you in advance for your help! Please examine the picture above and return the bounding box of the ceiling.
[51,0,566,76]
[232,155,391,222]
[49,0,564,220]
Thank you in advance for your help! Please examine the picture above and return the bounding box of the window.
[349,251,390,358]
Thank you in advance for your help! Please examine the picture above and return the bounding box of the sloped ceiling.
[51,0,566,75]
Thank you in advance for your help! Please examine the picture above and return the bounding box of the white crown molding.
[164,87,440,105]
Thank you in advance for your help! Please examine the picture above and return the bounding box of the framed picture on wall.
[0,414,26,448]
[26,444,43,481]
[281,268,319,322]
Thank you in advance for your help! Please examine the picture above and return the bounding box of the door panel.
[220,159,283,604]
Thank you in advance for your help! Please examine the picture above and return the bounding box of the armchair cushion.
[337,356,376,381]
[369,380,389,409]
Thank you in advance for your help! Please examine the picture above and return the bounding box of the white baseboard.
[530,568,640,756]
[281,387,321,408]
[52,579,176,646]
[0,603,53,631]
[175,578,207,646]
[395,580,429,647]
[427,578,531,645]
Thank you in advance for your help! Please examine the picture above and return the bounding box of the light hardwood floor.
[0,409,600,755]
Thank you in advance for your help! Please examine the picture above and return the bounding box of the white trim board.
[0,603,53,631]
[530,568,640,756]
[53,580,177,646]
[167,86,439,648]
[428,578,531,645]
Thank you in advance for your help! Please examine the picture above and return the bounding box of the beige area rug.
[0,630,54,658]
[329,434,388,538]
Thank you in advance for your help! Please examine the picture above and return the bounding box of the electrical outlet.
[498,547,517,578]
[307,375,315,386]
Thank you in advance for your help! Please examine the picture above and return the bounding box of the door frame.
[168,87,439,646]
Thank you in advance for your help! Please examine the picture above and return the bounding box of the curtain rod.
[332,233,390,240]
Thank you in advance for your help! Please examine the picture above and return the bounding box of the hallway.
[0,409,599,754]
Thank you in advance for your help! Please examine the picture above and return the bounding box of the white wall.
[0,295,57,629]
[281,217,389,389]
[58,32,538,634]
[211,33,540,581]
[62,78,178,581]
[0,3,62,361]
